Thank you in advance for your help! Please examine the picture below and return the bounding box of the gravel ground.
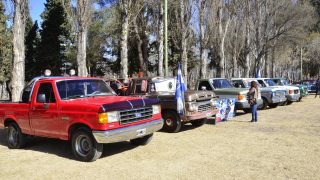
[0,95,319,180]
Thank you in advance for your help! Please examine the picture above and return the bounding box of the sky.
[30,0,46,23]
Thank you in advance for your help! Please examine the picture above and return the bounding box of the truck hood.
[213,88,249,95]
[65,96,160,112]
[185,90,215,102]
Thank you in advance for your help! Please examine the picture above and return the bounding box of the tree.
[0,0,12,99]
[75,0,93,77]
[25,18,40,81]
[37,0,71,76]
[11,0,29,102]
[119,0,132,81]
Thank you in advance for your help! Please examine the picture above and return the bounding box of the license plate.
[136,128,146,137]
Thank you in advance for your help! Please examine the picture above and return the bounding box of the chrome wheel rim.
[165,118,173,127]
[75,135,92,157]
[8,127,18,146]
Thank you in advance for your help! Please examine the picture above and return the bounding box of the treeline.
[0,0,320,101]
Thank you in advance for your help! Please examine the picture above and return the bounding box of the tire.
[269,103,278,108]
[130,134,153,146]
[71,129,103,162]
[162,111,182,133]
[258,98,268,110]
[190,119,207,127]
[243,109,252,113]
[279,101,287,106]
[6,123,26,149]
[287,101,293,105]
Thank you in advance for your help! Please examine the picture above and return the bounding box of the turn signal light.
[98,113,108,124]
[238,94,245,101]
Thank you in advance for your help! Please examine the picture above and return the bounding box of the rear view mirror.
[37,94,46,103]
[201,86,207,91]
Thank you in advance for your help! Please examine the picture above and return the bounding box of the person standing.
[249,81,259,122]
[315,78,320,98]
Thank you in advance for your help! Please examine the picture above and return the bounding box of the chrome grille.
[198,103,212,112]
[120,107,153,124]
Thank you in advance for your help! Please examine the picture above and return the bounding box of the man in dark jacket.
[315,78,320,98]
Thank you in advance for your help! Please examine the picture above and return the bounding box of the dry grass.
[0,96,320,180]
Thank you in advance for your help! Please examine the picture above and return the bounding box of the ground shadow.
[0,129,137,161]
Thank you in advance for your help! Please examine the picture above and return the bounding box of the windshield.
[281,79,289,85]
[211,79,234,89]
[56,79,115,99]
[265,79,277,86]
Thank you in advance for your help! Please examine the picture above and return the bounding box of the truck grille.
[120,107,153,124]
[198,103,212,112]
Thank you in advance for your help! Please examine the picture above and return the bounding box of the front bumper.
[183,108,218,121]
[92,119,163,144]
[286,94,300,102]
[271,96,287,104]
[235,99,263,110]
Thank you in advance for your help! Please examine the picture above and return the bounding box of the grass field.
[0,95,319,179]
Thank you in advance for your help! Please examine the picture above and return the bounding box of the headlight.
[98,111,119,124]
[289,90,294,94]
[210,99,216,106]
[186,103,197,112]
[152,105,161,115]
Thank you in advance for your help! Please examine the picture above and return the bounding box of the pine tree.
[25,19,40,81]
[37,0,70,76]
[0,0,11,84]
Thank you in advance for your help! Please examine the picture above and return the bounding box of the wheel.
[258,98,268,110]
[162,111,182,133]
[268,103,278,108]
[130,134,153,145]
[279,101,287,106]
[287,101,293,105]
[6,123,26,149]
[190,119,207,127]
[243,109,251,113]
[71,129,103,162]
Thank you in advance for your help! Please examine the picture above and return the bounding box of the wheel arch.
[68,123,92,140]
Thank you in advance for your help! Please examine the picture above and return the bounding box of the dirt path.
[0,96,319,179]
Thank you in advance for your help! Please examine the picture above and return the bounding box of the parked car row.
[0,76,309,162]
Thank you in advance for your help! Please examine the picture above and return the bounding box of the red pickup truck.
[0,77,163,162]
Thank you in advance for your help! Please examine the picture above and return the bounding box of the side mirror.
[37,94,46,103]
[201,86,207,91]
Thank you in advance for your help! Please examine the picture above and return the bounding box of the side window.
[198,81,212,90]
[257,80,266,87]
[37,83,56,103]
[21,81,35,103]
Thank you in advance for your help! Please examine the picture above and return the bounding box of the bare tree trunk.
[199,0,206,79]
[217,1,231,78]
[180,0,188,85]
[232,44,238,78]
[158,1,164,76]
[76,0,92,77]
[133,19,145,74]
[271,47,275,78]
[77,29,88,76]
[11,0,27,102]
[120,0,130,81]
